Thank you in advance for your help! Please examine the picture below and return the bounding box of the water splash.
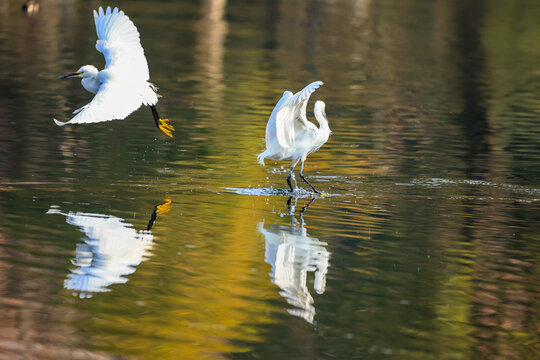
[225,187,316,198]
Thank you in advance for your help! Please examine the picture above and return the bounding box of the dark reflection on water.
[454,0,491,178]
[0,0,539,358]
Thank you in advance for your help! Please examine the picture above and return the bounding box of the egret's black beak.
[58,71,81,79]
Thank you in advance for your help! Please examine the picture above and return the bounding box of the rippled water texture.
[0,0,539,359]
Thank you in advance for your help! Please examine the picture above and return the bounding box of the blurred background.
[0,0,539,358]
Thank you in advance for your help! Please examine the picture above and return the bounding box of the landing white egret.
[55,6,174,137]
[258,81,330,193]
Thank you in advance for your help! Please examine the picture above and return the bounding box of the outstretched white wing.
[94,6,150,80]
[275,81,324,148]
[264,91,293,148]
[54,81,144,125]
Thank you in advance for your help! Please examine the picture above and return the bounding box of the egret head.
[58,65,98,79]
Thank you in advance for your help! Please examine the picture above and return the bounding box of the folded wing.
[275,81,324,148]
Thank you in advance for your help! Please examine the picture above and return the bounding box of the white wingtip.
[312,81,324,90]
[53,118,67,126]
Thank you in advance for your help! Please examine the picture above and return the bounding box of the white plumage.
[258,81,331,193]
[55,7,174,137]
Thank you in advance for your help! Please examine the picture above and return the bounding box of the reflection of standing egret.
[259,197,330,323]
[55,7,174,137]
[47,198,171,298]
[258,81,331,193]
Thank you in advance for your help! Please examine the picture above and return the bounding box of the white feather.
[275,81,323,148]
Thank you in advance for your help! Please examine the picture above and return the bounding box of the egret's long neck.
[314,105,330,134]
[81,68,100,94]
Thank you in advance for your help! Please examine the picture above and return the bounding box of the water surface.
[0,0,539,359]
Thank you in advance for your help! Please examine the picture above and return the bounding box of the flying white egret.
[258,81,330,193]
[55,6,174,137]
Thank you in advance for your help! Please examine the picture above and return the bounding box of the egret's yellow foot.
[157,198,172,214]
[158,119,175,138]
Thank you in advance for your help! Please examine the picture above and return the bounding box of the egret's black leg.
[286,161,299,192]
[150,105,174,137]
[150,105,160,129]
[299,160,319,194]
[286,171,295,192]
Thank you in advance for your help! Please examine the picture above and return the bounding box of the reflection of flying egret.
[259,197,330,323]
[55,7,175,137]
[47,198,171,298]
[258,81,331,193]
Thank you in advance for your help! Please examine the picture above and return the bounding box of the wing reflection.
[259,197,330,323]
[47,198,171,298]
